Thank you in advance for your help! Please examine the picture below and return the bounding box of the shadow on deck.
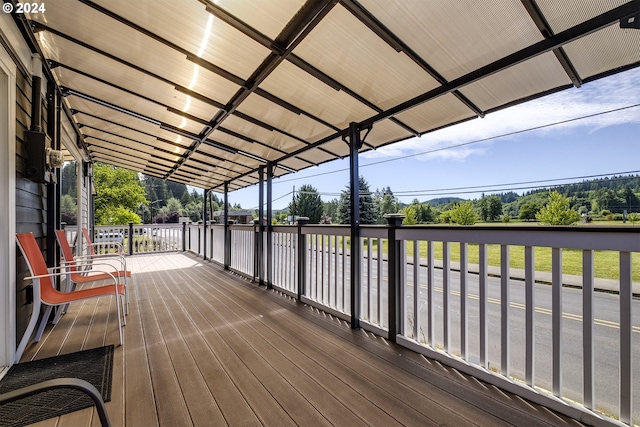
[21,253,583,426]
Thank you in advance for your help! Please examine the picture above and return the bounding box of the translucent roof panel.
[395,94,477,134]
[26,0,639,192]
[359,0,544,81]
[236,93,336,142]
[214,0,305,40]
[259,60,377,130]
[459,52,573,112]
[293,4,440,110]
[90,0,271,81]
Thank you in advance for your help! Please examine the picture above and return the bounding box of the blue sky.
[219,66,640,210]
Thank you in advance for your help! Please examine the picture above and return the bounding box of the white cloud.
[362,67,640,162]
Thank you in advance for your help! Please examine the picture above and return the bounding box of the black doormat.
[0,345,114,427]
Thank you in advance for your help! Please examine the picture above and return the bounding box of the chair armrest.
[0,378,110,427]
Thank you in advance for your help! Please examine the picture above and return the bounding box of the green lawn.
[359,238,638,282]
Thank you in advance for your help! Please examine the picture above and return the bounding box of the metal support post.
[223,182,230,270]
[266,163,274,290]
[258,166,265,285]
[385,214,404,342]
[203,190,208,261]
[348,122,364,329]
[296,217,309,300]
[128,222,134,255]
[182,221,187,252]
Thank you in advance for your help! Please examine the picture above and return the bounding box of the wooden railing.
[102,219,639,426]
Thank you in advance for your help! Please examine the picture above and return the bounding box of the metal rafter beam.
[165,0,339,180]
[340,0,485,118]
[202,0,416,141]
[233,0,639,184]
[35,23,342,161]
[520,0,583,87]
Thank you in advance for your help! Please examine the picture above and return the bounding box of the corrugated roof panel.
[536,0,629,33]
[75,115,184,155]
[459,52,572,111]
[359,0,544,81]
[214,0,305,40]
[220,115,307,153]
[72,103,163,139]
[316,138,350,159]
[90,0,271,81]
[295,147,342,167]
[57,70,204,133]
[293,4,440,110]
[395,93,476,134]
[365,119,412,148]
[83,132,152,154]
[562,25,640,80]
[31,1,241,104]
[39,33,225,121]
[277,157,312,172]
[236,93,335,142]
[190,150,253,175]
[88,144,151,162]
[259,60,377,130]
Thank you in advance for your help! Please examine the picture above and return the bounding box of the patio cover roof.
[19,0,640,192]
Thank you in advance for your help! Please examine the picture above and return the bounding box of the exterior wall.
[14,65,49,343]
[1,11,56,353]
[0,34,17,371]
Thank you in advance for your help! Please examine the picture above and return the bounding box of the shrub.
[449,200,478,225]
[536,191,581,225]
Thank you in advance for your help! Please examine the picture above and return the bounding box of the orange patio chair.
[15,233,126,363]
[55,230,130,316]
[82,227,125,257]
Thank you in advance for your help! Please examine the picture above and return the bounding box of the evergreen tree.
[288,184,324,223]
[375,187,399,223]
[337,176,377,225]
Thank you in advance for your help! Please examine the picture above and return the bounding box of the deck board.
[19,252,585,427]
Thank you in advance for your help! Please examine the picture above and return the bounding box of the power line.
[273,103,640,184]
[392,170,640,196]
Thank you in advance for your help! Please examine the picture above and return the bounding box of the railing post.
[296,217,309,301]
[187,222,192,252]
[253,219,260,282]
[198,221,202,256]
[225,221,232,270]
[182,221,187,252]
[385,214,405,343]
[203,191,208,261]
[128,222,134,255]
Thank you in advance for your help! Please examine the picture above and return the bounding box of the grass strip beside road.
[360,239,638,282]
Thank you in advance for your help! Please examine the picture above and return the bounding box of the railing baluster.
[377,238,383,327]
[414,240,420,342]
[619,251,632,425]
[315,234,320,301]
[500,244,510,377]
[321,235,326,304]
[342,236,347,312]
[583,249,594,410]
[368,237,373,321]
[552,247,562,397]
[427,240,434,346]
[443,241,450,353]
[479,243,488,368]
[525,245,535,387]
[460,242,468,360]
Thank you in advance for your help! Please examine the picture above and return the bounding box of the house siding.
[14,67,49,343]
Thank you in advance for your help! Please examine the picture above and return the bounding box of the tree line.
[61,162,640,226]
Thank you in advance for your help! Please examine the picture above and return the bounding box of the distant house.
[211,210,254,224]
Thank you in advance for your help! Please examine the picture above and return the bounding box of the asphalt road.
[307,255,640,422]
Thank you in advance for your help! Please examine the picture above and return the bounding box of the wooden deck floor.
[20,252,584,427]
